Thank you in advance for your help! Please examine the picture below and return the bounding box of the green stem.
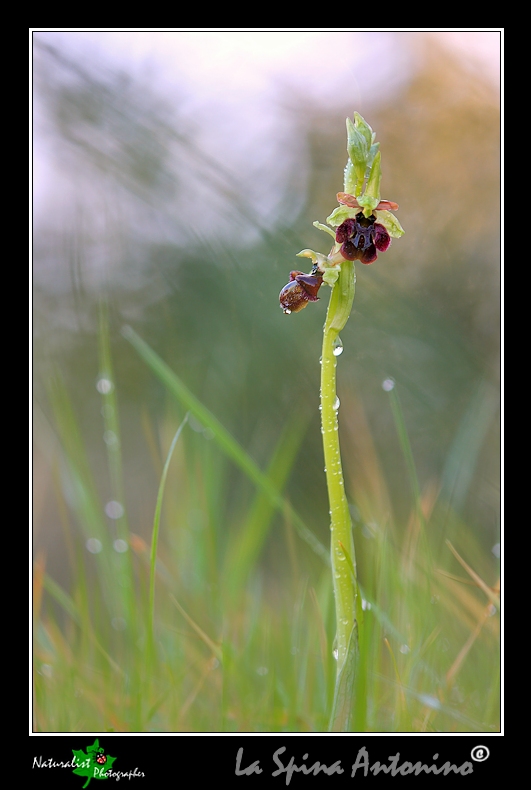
[320,260,358,672]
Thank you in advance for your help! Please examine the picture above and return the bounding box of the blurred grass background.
[33,31,500,732]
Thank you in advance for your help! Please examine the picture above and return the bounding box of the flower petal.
[340,241,359,261]
[360,245,378,264]
[373,223,391,252]
[335,218,356,243]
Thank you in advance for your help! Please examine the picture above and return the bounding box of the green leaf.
[328,622,359,732]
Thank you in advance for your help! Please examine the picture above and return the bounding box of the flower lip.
[335,213,390,265]
[279,270,324,314]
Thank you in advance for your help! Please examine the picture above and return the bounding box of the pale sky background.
[33,30,501,286]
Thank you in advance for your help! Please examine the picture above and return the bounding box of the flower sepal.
[326,205,359,228]
[312,221,337,240]
[372,210,404,239]
[296,249,330,269]
[296,248,343,286]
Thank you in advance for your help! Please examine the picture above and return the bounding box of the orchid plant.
[279,113,404,730]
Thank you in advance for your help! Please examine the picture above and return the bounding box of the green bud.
[346,117,369,185]
[353,112,373,148]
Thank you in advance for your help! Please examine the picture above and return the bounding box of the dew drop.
[333,336,343,356]
[96,377,114,394]
[103,430,118,446]
[332,649,339,660]
[333,396,340,410]
[111,617,127,631]
[105,500,124,519]
[418,694,441,711]
[382,378,395,391]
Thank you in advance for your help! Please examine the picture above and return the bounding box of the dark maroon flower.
[280,270,323,314]
[335,212,391,265]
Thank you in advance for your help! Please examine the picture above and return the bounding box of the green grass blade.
[224,410,308,595]
[41,574,124,676]
[122,325,329,563]
[387,384,422,511]
[439,380,499,512]
[42,573,81,625]
[149,413,189,639]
